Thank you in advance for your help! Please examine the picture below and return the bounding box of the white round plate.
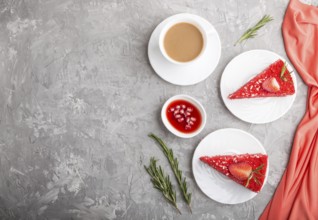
[220,50,297,124]
[192,128,269,204]
[148,13,221,86]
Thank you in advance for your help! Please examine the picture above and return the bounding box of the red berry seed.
[177,118,184,123]
[175,114,181,119]
[185,125,191,130]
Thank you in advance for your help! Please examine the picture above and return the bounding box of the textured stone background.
[0,0,310,219]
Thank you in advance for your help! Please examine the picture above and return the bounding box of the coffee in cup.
[159,19,207,65]
[164,22,203,63]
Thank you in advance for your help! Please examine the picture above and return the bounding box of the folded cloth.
[260,0,318,219]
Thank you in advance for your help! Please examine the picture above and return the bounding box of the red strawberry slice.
[262,77,280,93]
[229,162,252,181]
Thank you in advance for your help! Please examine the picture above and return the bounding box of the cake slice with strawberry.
[200,153,268,192]
[229,59,295,99]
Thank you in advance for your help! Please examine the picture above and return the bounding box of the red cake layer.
[200,153,268,192]
[229,59,295,99]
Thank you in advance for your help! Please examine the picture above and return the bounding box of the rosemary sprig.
[245,174,253,187]
[280,61,288,81]
[144,157,181,214]
[253,164,264,173]
[253,176,261,185]
[235,15,273,46]
[149,134,192,213]
[245,164,265,187]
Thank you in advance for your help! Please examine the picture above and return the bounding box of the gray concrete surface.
[0,0,308,219]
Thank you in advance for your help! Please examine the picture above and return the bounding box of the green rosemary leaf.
[149,133,192,213]
[235,15,273,46]
[144,158,181,214]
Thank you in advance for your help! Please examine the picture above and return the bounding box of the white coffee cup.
[159,18,208,65]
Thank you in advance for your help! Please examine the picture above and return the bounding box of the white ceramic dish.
[161,94,206,138]
[220,50,297,124]
[192,128,269,204]
[148,13,221,86]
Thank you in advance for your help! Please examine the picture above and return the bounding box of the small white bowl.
[161,94,207,138]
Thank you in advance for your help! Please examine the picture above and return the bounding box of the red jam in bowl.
[166,99,202,133]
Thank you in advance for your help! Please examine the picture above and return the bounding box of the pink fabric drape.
[260,0,318,219]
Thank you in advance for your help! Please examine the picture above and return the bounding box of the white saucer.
[192,128,269,204]
[148,13,221,86]
[220,50,297,124]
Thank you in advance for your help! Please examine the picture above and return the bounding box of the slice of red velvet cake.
[228,59,295,99]
[200,153,268,192]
